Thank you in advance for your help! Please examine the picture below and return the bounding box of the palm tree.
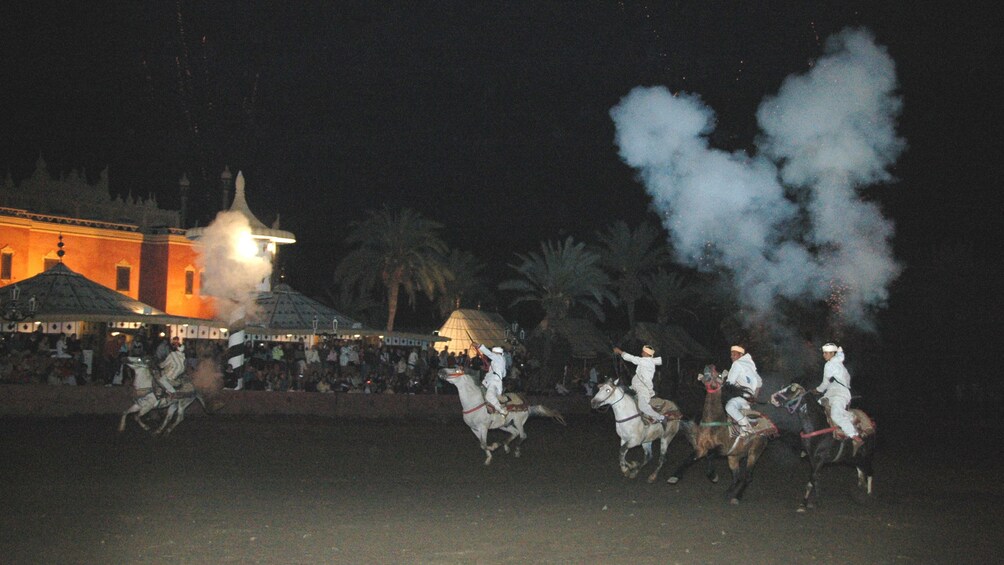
[334,207,451,332]
[596,220,672,328]
[643,268,698,325]
[435,248,489,319]
[499,236,615,323]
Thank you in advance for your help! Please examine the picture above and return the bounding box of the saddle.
[727,409,779,439]
[486,393,528,414]
[641,397,683,425]
[827,408,876,440]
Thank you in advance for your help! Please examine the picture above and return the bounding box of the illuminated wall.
[1,210,215,319]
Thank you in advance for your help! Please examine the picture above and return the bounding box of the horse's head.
[437,367,466,386]
[697,364,723,393]
[124,356,155,387]
[590,378,622,409]
[770,382,807,412]
[124,356,149,370]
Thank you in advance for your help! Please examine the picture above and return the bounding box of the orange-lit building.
[0,157,215,320]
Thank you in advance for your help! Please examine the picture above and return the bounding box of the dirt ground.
[1,412,1000,564]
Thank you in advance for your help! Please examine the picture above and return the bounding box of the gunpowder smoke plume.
[196,210,272,322]
[610,28,905,333]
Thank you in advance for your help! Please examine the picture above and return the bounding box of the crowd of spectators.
[1,330,597,398]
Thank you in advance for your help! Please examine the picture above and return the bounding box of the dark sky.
[1,2,996,304]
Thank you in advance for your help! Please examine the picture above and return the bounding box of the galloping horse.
[590,378,687,482]
[668,365,775,504]
[439,368,566,465]
[118,356,206,435]
[771,382,876,511]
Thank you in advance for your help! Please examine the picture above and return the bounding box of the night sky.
[1,2,996,331]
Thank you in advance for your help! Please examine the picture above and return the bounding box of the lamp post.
[1,285,37,322]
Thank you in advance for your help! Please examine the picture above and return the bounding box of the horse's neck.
[702,390,725,422]
[132,367,154,389]
[609,388,640,418]
[453,375,486,407]
[800,395,830,431]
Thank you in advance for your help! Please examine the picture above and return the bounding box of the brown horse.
[667,365,774,504]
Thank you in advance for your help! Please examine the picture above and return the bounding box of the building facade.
[0,157,215,319]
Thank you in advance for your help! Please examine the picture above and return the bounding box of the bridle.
[594,385,643,423]
[441,369,487,415]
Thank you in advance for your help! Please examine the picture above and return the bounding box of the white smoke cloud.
[611,28,904,330]
[196,210,271,322]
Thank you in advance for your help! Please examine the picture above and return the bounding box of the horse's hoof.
[667,476,679,484]
[729,498,740,505]
[797,506,807,513]
[513,451,521,458]
[646,475,657,484]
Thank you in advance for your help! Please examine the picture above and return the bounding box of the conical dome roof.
[0,263,208,325]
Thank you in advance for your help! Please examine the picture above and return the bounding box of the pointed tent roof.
[0,263,211,325]
[433,309,509,352]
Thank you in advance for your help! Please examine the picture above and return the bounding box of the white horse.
[590,378,687,482]
[439,367,566,465]
[118,356,206,435]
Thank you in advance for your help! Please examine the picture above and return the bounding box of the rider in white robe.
[615,345,665,423]
[478,344,508,417]
[724,345,761,436]
[157,346,186,394]
[815,343,861,445]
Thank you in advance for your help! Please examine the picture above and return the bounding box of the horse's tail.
[530,405,567,426]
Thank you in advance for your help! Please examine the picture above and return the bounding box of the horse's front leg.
[724,455,747,505]
[667,446,704,484]
[163,400,190,435]
[472,425,494,466]
[119,403,140,432]
[155,402,178,435]
[799,457,827,511]
[619,442,637,478]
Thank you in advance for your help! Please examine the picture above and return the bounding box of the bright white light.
[236,235,259,258]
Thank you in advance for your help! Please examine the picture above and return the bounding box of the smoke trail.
[196,210,271,322]
[610,28,904,332]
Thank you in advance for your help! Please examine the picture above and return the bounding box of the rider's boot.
[851,435,864,456]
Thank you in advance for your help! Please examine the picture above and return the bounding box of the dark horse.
[770,382,876,511]
[667,365,773,504]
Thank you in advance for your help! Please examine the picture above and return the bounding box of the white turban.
[821,343,839,353]
[730,345,745,355]
[492,346,504,354]
[642,345,655,355]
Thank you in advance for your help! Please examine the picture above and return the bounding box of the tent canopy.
[0,263,211,326]
[434,309,508,352]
